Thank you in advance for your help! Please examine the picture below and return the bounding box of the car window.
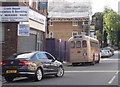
[45,53,55,60]
[36,52,47,59]
[16,53,34,59]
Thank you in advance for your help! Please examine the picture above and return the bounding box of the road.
[1,51,120,87]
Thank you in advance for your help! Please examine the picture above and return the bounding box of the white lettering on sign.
[29,9,46,25]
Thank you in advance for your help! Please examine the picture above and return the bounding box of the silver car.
[100,49,112,58]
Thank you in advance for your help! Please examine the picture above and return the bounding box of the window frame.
[72,32,78,37]
[72,21,78,26]
[49,20,53,26]
[49,32,54,38]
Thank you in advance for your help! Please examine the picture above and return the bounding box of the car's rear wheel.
[34,68,43,81]
[55,66,64,77]
[4,76,14,82]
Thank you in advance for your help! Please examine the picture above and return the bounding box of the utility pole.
[46,12,49,38]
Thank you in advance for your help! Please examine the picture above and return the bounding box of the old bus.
[68,35,100,65]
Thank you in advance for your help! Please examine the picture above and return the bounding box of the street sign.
[18,24,30,36]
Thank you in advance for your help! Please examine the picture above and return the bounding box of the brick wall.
[49,21,83,41]
[2,23,18,59]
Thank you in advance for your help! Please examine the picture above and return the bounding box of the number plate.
[6,70,17,73]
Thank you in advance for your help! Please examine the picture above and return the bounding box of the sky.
[92,0,120,14]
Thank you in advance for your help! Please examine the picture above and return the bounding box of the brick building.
[1,0,48,59]
[48,18,89,41]
[47,0,92,41]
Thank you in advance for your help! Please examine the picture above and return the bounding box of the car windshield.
[101,50,109,52]
[15,53,34,59]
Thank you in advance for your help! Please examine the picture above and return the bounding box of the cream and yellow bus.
[68,35,100,66]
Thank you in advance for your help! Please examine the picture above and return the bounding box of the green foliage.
[96,30,102,41]
[92,12,103,31]
[103,7,120,48]
[90,25,94,30]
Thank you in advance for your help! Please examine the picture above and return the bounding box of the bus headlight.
[83,53,87,56]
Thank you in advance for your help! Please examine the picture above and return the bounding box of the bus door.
[70,40,83,62]
[81,40,88,61]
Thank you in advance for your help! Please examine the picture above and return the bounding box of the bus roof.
[68,35,98,42]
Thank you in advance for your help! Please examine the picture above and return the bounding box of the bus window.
[76,41,81,48]
[90,42,99,48]
[71,41,75,48]
[82,40,87,47]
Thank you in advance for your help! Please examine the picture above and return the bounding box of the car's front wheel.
[34,68,43,81]
[55,66,64,77]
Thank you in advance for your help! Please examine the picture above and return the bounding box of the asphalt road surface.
[1,51,120,87]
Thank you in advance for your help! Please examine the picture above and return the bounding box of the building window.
[38,0,48,14]
[72,21,78,26]
[72,32,78,37]
[0,23,4,42]
[49,20,53,26]
[39,0,48,9]
[29,0,33,7]
[49,32,53,38]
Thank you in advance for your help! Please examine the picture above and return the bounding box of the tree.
[92,12,106,47]
[92,12,104,32]
[96,30,102,47]
[103,7,120,48]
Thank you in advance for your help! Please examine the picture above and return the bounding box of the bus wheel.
[91,61,95,65]
[97,55,100,63]
[81,62,86,66]
[96,59,100,63]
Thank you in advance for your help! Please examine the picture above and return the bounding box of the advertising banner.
[0,6,29,22]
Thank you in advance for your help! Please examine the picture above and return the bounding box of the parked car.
[1,51,64,82]
[100,49,112,58]
[103,47,114,55]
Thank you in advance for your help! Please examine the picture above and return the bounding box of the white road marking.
[65,70,119,73]
[65,70,119,85]
[108,76,116,84]
[108,71,118,85]
[101,59,120,61]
